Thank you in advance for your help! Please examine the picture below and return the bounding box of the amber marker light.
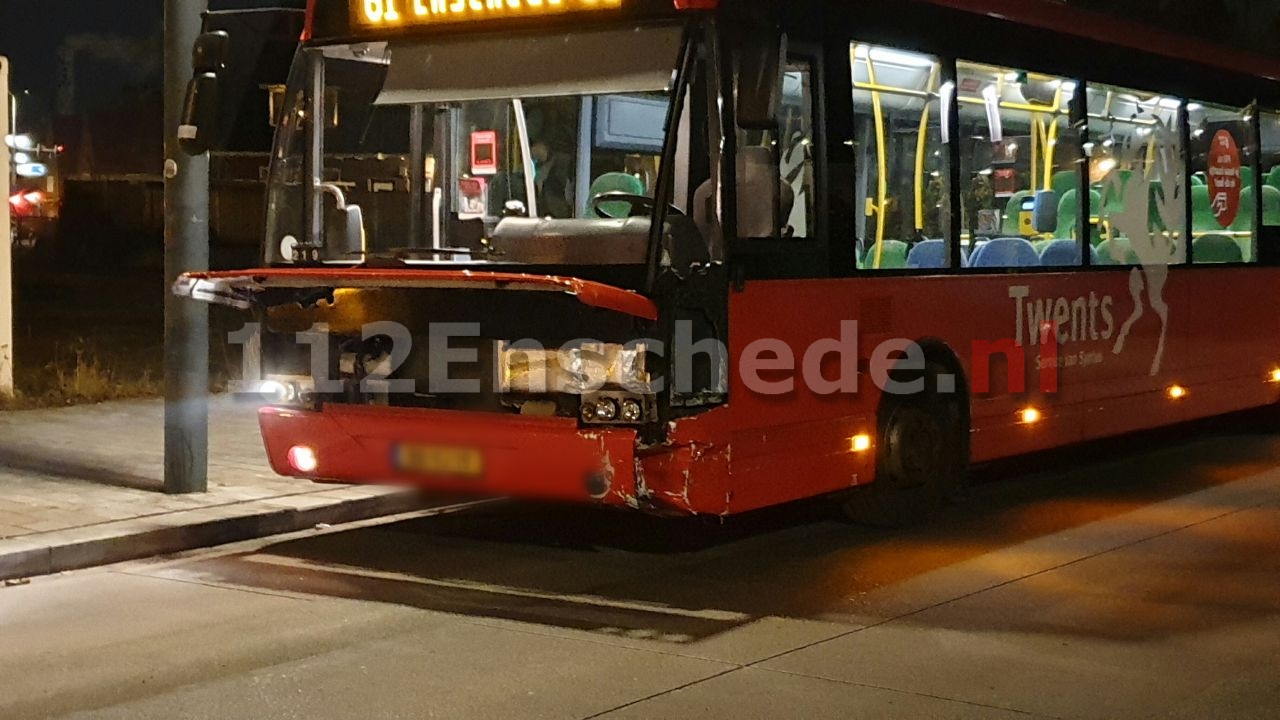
[1167,385,1188,400]
[851,434,873,453]
[1019,407,1042,425]
[1269,368,1280,384]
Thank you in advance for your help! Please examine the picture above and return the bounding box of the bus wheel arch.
[844,339,970,527]
[916,338,971,468]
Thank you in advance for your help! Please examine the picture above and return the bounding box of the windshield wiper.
[344,246,500,267]
[347,246,491,258]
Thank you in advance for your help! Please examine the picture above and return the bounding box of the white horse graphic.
[1102,117,1185,377]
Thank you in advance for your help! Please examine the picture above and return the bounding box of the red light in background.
[674,0,719,8]
[8,191,42,218]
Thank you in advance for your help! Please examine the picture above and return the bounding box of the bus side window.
[780,63,816,238]
[735,59,815,239]
[853,44,950,271]
[1190,102,1256,264]
[1086,83,1187,267]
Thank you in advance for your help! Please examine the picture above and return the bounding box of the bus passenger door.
[723,42,872,511]
[730,50,824,279]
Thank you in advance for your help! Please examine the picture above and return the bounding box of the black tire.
[843,361,967,528]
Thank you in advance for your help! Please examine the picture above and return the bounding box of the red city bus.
[177,0,1280,524]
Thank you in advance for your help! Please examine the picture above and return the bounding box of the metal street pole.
[0,58,13,398]
[163,0,209,494]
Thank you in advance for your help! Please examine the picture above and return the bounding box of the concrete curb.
[0,489,426,583]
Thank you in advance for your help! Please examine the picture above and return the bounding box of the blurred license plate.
[394,444,484,477]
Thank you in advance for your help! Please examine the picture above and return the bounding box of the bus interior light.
[853,45,936,69]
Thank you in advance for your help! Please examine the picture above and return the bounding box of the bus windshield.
[265,24,686,266]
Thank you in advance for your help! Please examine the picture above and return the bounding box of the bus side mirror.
[180,73,220,155]
[736,34,786,130]
[179,31,230,156]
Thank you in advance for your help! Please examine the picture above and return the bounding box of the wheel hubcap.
[886,407,945,486]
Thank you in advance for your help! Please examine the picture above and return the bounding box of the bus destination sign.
[355,0,625,27]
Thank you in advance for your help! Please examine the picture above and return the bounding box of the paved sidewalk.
[0,397,421,581]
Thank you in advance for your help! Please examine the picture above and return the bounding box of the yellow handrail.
[1044,112,1060,191]
[914,65,940,232]
[864,48,890,267]
[1031,115,1042,193]
[852,81,929,98]
[957,96,1066,115]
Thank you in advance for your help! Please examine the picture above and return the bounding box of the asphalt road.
[2,415,1279,719]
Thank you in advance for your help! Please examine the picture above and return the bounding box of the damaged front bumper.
[260,404,649,507]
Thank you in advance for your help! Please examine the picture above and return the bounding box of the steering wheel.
[588,192,685,219]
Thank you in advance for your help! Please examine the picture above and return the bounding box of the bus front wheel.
[843,364,966,528]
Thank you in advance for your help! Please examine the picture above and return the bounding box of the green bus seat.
[1237,236,1254,263]
[1096,236,1138,265]
[1056,188,1102,241]
[860,240,909,270]
[1228,184,1280,232]
[1001,191,1034,236]
[1267,166,1280,191]
[587,172,646,218]
[1192,184,1219,233]
[1194,233,1244,263]
[1100,169,1133,215]
[1051,170,1076,201]
[1147,180,1167,232]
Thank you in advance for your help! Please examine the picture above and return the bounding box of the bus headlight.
[581,393,651,426]
[255,376,316,407]
[593,398,620,422]
[620,398,644,423]
[257,380,293,405]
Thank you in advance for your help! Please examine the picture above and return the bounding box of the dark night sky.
[0,2,157,91]
[0,0,304,127]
